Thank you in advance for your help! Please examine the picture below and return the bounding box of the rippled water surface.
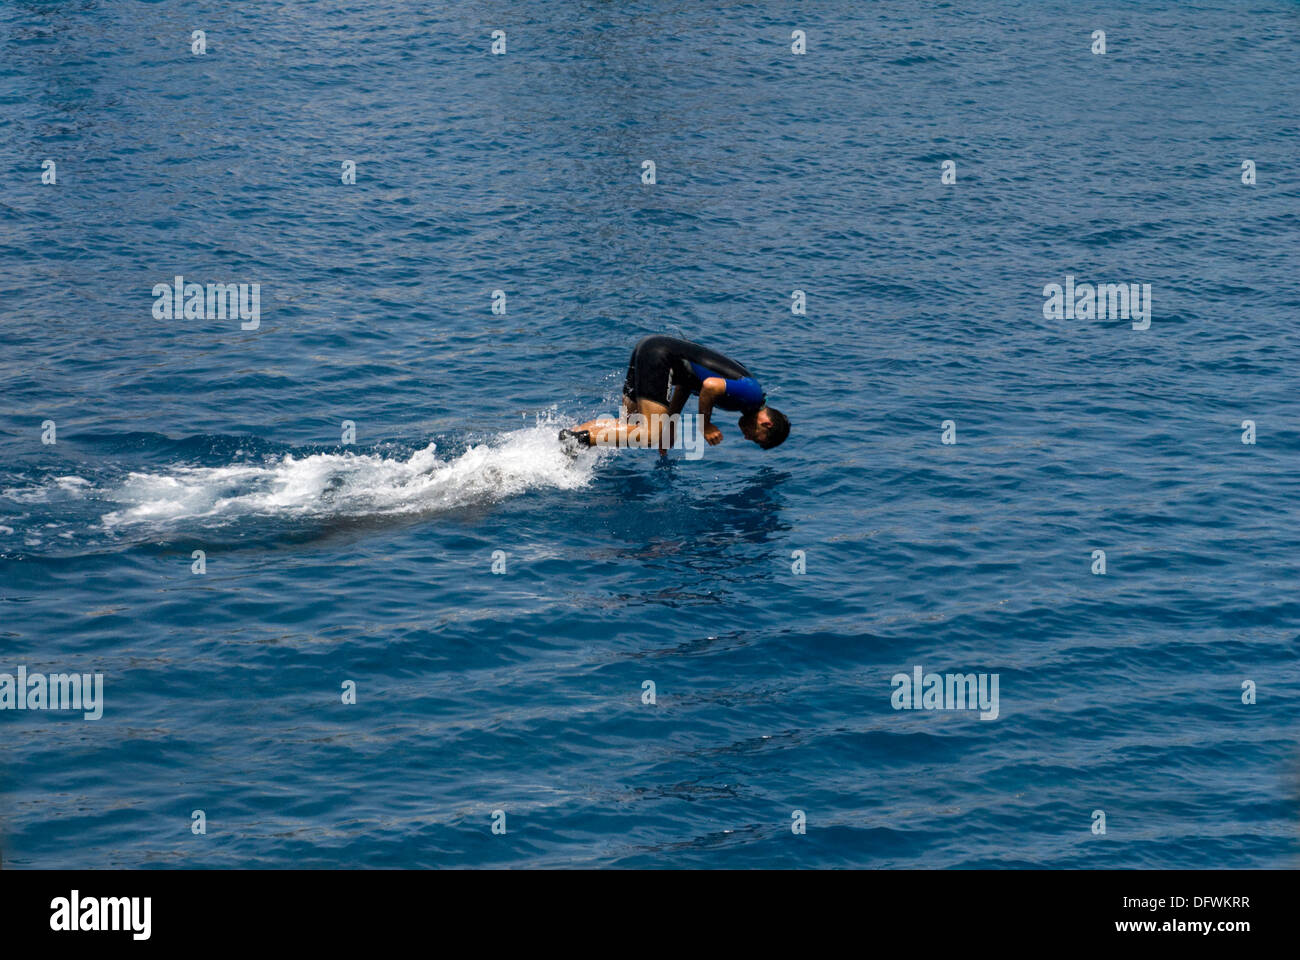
[1,1,1298,868]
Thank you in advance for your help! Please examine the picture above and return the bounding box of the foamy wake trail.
[100,424,598,527]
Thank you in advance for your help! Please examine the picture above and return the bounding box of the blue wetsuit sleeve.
[725,377,765,410]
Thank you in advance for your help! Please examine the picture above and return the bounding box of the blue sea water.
[1,0,1298,869]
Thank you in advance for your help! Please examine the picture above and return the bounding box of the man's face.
[738,409,772,445]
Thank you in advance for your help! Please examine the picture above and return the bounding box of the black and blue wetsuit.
[622,336,766,414]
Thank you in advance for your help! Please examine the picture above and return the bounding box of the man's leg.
[573,397,670,449]
[563,338,676,450]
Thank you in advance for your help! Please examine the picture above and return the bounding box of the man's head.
[738,406,789,449]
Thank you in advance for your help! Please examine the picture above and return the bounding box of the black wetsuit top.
[622,336,766,413]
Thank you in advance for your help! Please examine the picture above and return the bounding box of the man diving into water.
[560,335,790,454]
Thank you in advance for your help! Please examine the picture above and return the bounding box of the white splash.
[100,424,599,528]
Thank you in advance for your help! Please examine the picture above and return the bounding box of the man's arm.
[698,378,726,445]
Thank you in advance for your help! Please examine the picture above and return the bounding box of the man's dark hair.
[759,406,789,449]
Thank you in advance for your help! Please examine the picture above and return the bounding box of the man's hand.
[704,424,723,445]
